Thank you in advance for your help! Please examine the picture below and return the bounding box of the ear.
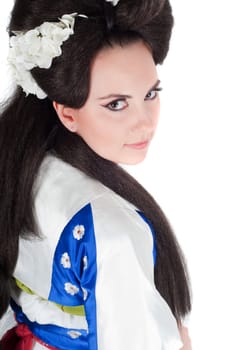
[53,101,78,133]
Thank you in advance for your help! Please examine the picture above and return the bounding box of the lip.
[124,140,149,150]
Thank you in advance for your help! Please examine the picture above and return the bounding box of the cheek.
[90,114,128,141]
[77,115,121,151]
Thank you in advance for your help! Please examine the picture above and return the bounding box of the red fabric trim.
[0,324,33,350]
[0,324,57,350]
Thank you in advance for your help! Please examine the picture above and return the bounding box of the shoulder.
[34,154,110,211]
[33,154,113,240]
[33,154,152,251]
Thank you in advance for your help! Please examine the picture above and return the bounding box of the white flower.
[82,287,88,301]
[61,252,71,268]
[83,255,88,270]
[67,330,82,339]
[105,0,120,6]
[7,13,77,99]
[73,225,85,240]
[64,282,79,296]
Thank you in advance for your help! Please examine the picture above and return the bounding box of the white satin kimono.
[10,154,183,350]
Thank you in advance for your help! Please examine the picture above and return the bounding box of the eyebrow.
[97,79,161,100]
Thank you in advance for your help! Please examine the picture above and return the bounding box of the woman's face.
[68,41,161,165]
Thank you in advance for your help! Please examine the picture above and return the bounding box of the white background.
[0,1,231,349]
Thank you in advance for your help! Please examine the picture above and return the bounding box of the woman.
[0,0,192,349]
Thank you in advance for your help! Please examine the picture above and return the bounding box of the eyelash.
[104,86,163,112]
[105,100,128,111]
[145,87,163,100]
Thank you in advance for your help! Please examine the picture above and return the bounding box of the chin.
[120,155,147,165]
[101,150,148,166]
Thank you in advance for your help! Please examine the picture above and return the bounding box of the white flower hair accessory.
[8,13,87,99]
[105,0,120,6]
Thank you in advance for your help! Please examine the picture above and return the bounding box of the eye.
[145,90,157,100]
[145,86,162,101]
[105,99,128,111]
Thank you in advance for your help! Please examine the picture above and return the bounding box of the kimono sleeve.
[48,203,97,348]
[49,199,181,350]
[80,197,182,350]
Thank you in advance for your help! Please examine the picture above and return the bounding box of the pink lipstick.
[124,141,149,150]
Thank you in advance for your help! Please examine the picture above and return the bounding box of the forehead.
[89,41,158,95]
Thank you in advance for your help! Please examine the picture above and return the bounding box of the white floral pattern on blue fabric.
[73,225,85,240]
[61,252,71,268]
[67,330,82,339]
[48,203,96,348]
[64,282,79,296]
[82,287,88,301]
[83,255,88,270]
